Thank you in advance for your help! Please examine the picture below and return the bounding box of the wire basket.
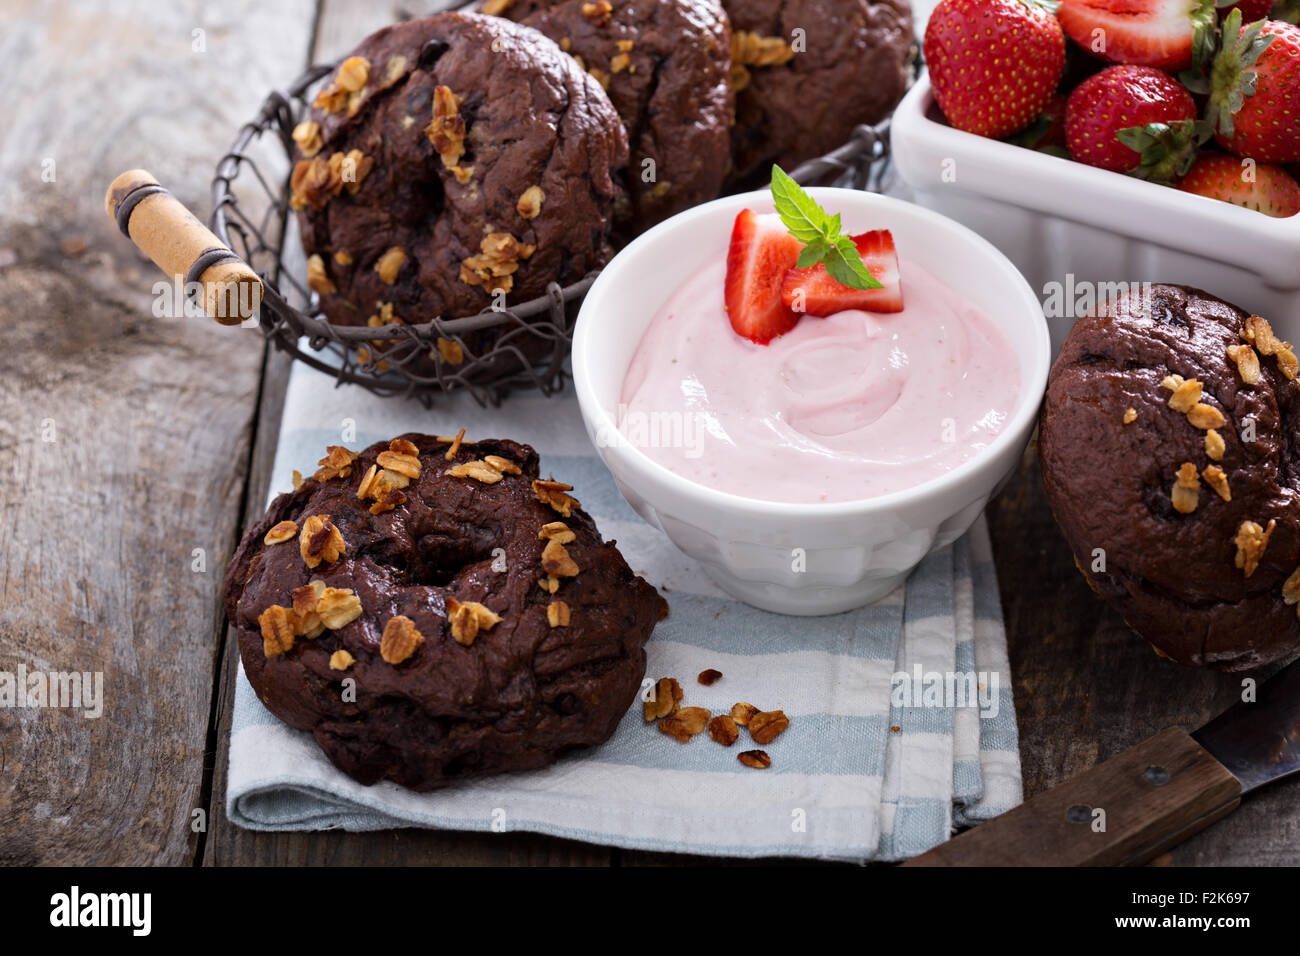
[210,62,895,407]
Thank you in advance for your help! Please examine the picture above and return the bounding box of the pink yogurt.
[617,257,1022,504]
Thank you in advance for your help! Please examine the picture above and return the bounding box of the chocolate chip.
[418,37,450,70]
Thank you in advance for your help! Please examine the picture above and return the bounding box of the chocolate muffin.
[723,0,914,190]
[223,433,668,790]
[482,0,734,236]
[289,12,628,344]
[1040,283,1300,671]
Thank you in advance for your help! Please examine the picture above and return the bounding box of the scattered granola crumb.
[435,337,464,365]
[1241,315,1297,380]
[1122,408,1137,424]
[697,668,723,686]
[425,85,466,168]
[1226,344,1261,385]
[259,605,296,657]
[1202,465,1231,502]
[316,587,363,630]
[443,428,466,460]
[299,514,346,568]
[541,539,580,578]
[1234,519,1276,577]
[730,702,759,727]
[264,520,298,545]
[643,677,683,721]
[380,615,424,664]
[1171,463,1200,515]
[329,649,354,671]
[1187,403,1225,430]
[737,749,771,769]
[538,521,576,544]
[1282,566,1300,606]
[581,1,612,25]
[1166,377,1202,414]
[547,600,571,628]
[1205,429,1225,461]
[749,709,790,745]
[306,254,336,295]
[314,444,358,482]
[447,459,506,484]
[708,714,739,746]
[374,246,408,285]
[659,707,710,742]
[533,479,581,516]
[516,185,545,220]
[446,597,502,647]
[292,120,323,157]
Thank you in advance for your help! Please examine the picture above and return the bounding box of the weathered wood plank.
[0,0,316,866]
[985,445,1300,865]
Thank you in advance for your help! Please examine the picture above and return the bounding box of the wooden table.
[3,0,1296,867]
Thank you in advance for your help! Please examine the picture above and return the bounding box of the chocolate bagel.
[1040,283,1300,671]
[222,433,667,790]
[482,0,735,237]
[289,12,628,352]
[722,0,914,189]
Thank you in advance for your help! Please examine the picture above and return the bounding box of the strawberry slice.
[780,231,903,317]
[1056,0,1215,72]
[724,209,802,344]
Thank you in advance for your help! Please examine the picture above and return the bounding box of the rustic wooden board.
[0,0,316,866]
[985,445,1300,866]
[7,0,1294,868]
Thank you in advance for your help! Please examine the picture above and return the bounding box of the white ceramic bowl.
[892,75,1300,356]
[571,188,1050,616]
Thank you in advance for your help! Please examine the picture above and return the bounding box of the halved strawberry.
[724,209,801,344]
[780,231,903,316]
[1056,0,1216,72]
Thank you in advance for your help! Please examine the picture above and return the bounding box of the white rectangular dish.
[892,74,1300,354]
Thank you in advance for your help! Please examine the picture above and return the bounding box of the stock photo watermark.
[0,665,103,718]
[594,403,710,459]
[890,665,1000,719]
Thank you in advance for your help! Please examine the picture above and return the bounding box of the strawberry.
[1006,92,1070,156]
[780,231,904,316]
[924,0,1066,138]
[1178,152,1300,215]
[1275,0,1300,24]
[1209,13,1300,162]
[724,209,801,344]
[1065,65,1208,179]
[1056,0,1217,71]
[1222,0,1275,20]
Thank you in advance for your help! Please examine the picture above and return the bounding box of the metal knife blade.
[1192,655,1300,794]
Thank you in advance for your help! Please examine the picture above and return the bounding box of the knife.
[905,657,1300,866]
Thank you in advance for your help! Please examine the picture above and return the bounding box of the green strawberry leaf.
[1117,120,1212,183]
[1207,8,1278,139]
[769,165,880,291]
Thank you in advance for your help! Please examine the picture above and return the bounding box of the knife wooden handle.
[905,728,1242,867]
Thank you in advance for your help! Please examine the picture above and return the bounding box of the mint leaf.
[827,236,881,290]
[770,165,830,243]
[796,238,832,269]
[770,165,880,291]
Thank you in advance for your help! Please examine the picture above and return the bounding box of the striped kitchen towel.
[224,360,1023,861]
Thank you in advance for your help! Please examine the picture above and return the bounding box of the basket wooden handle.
[105,169,263,327]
